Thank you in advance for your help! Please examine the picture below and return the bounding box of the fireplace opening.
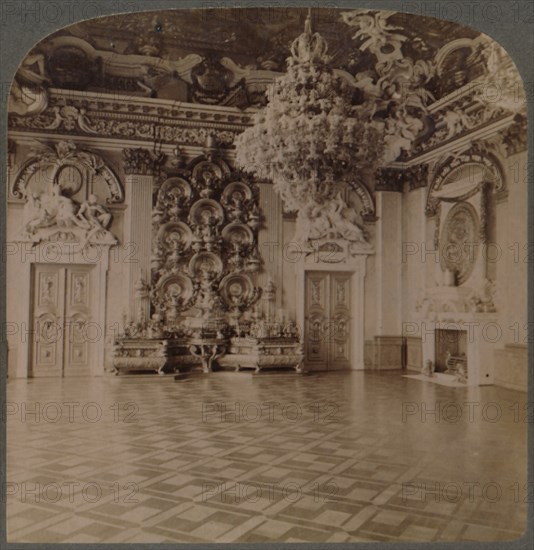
[435,329,467,376]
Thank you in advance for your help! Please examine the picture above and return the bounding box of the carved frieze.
[9,91,252,147]
[407,165,430,191]
[376,165,428,192]
[413,98,510,157]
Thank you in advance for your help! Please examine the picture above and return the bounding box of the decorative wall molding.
[8,79,524,170]
[8,90,252,147]
[11,140,124,204]
[348,180,377,220]
[7,139,16,170]
[425,144,505,216]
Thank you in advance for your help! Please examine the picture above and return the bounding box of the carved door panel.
[305,271,352,370]
[64,268,93,376]
[305,272,328,367]
[32,266,64,377]
[328,273,351,369]
[31,265,94,377]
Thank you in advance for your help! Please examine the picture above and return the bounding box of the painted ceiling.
[42,8,479,74]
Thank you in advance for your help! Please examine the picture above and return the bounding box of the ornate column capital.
[375,167,404,193]
[375,164,428,193]
[407,165,429,191]
[123,148,163,176]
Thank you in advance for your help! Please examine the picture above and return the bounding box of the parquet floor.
[6,370,528,543]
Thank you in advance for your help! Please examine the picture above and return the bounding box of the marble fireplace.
[419,311,498,386]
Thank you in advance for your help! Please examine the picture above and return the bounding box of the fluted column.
[373,169,404,368]
[123,148,159,324]
[257,183,284,312]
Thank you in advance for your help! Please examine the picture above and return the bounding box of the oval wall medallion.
[440,201,479,285]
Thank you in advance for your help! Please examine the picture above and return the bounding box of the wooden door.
[304,271,352,370]
[31,264,94,377]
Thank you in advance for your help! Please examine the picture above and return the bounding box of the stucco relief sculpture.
[12,141,124,205]
[294,193,371,250]
[77,195,112,230]
[20,183,116,246]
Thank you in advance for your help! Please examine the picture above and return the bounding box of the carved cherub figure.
[77,194,112,230]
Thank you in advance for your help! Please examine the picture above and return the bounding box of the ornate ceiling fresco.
[8,7,525,174]
[14,8,481,104]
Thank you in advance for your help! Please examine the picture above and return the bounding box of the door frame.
[16,242,113,377]
[303,270,353,370]
[296,251,370,370]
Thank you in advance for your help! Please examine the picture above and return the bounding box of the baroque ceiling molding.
[40,35,203,88]
[9,90,251,148]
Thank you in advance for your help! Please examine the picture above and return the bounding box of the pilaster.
[123,148,160,323]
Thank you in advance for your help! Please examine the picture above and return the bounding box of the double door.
[31,264,94,377]
[304,271,352,370]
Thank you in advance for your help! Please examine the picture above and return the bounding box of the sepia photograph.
[2,1,531,545]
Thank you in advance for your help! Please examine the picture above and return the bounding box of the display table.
[217,337,304,373]
[112,338,199,375]
[113,336,304,375]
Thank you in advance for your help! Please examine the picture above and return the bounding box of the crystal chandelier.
[234,10,435,245]
[236,12,384,212]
